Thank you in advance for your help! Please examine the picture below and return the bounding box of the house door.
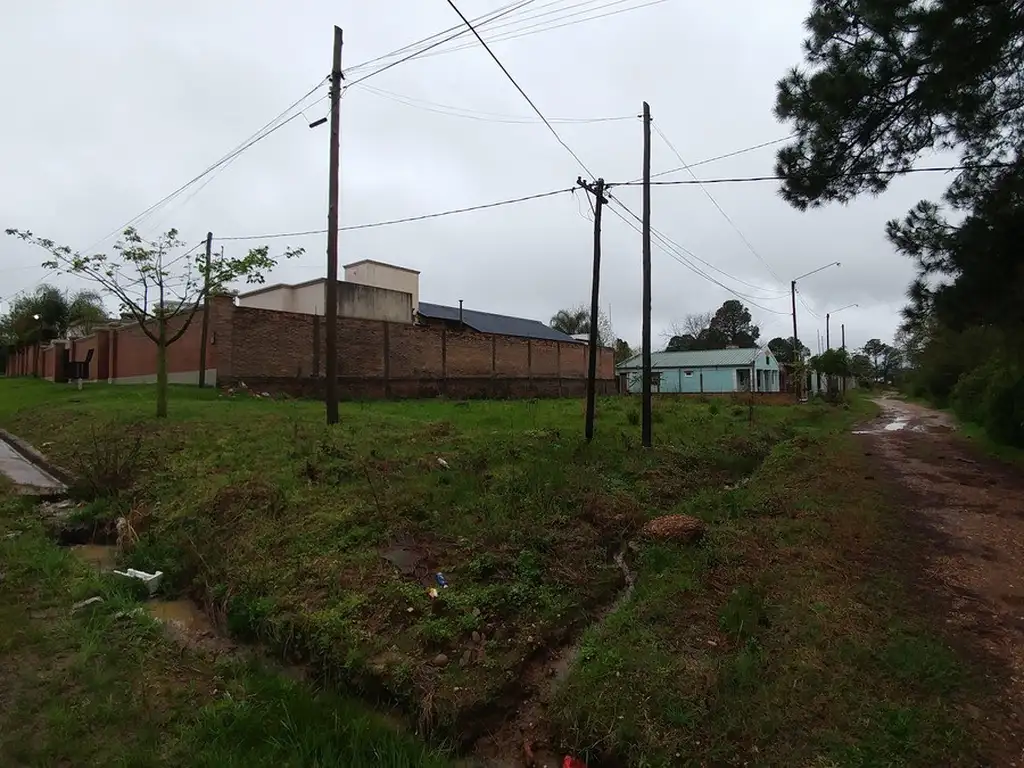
[736,368,751,392]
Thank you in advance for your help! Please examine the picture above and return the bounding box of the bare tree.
[661,311,713,344]
[7,226,301,417]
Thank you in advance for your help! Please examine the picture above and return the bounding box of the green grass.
[0,379,998,764]
[549,416,979,767]
[0,492,451,767]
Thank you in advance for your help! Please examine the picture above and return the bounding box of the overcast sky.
[1,0,948,351]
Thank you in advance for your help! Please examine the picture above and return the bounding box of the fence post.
[383,322,391,398]
[441,327,448,397]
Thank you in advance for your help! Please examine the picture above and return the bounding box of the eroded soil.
[859,397,1024,761]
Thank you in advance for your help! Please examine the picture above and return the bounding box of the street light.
[31,314,42,378]
[790,261,841,397]
[825,303,858,350]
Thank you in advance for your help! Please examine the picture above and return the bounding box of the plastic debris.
[436,457,450,469]
[563,757,587,768]
[72,596,104,614]
[113,568,164,596]
[435,572,449,589]
[427,587,439,600]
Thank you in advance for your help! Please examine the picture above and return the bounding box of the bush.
[951,351,1024,447]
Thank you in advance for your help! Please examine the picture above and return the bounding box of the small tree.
[7,227,301,417]
[614,338,635,364]
[767,336,809,366]
[549,304,614,346]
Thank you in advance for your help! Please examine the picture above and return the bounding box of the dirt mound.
[641,514,705,543]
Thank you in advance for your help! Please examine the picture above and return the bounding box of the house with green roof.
[616,347,781,394]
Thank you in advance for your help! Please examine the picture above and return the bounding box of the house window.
[684,370,693,377]
[766,355,771,365]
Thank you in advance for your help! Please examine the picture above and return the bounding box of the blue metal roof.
[417,302,578,343]
[617,348,764,369]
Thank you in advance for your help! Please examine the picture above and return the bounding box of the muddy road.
[858,397,1024,760]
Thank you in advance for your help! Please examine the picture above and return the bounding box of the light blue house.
[617,347,781,394]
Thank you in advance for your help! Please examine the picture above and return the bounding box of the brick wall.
[9,299,615,400]
[224,303,615,399]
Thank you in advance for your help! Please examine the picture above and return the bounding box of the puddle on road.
[70,544,118,570]
[884,417,909,431]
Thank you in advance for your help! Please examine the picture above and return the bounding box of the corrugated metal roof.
[417,302,579,343]
[617,347,763,369]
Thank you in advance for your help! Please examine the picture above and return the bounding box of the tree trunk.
[156,319,168,418]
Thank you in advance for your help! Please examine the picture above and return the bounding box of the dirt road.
[858,397,1024,760]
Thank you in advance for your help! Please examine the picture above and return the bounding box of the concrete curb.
[0,428,74,488]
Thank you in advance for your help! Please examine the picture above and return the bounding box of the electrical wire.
[649,136,793,181]
[604,194,791,314]
[443,0,597,177]
[653,123,785,286]
[418,0,670,61]
[78,79,329,255]
[354,83,635,125]
[343,0,538,75]
[216,187,574,241]
[610,162,1016,186]
[344,0,538,87]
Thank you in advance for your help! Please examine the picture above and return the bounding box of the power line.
[649,135,793,181]
[605,195,790,314]
[216,187,574,241]
[652,123,785,285]
[78,78,329,254]
[611,162,1016,187]
[419,0,670,61]
[443,0,596,177]
[343,0,538,75]
[345,0,538,87]
[354,84,635,125]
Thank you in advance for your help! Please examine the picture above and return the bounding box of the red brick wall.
[109,315,205,380]
[530,339,559,376]
[338,318,386,378]
[71,335,98,380]
[11,300,615,399]
[494,336,530,376]
[231,306,314,379]
[389,322,444,378]
[445,330,494,377]
[42,345,56,380]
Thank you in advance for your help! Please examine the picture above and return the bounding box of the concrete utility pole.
[325,26,343,425]
[841,323,846,350]
[578,177,607,442]
[825,313,830,350]
[198,231,213,388]
[641,101,653,449]
[790,280,799,397]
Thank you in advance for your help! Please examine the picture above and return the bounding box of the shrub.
[67,426,150,500]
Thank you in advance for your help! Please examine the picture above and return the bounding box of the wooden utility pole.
[790,279,799,398]
[198,231,213,388]
[641,102,653,448]
[841,322,847,395]
[578,176,607,442]
[325,26,343,425]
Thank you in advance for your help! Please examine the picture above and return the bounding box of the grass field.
[0,378,998,765]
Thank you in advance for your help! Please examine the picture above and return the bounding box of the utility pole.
[641,102,653,448]
[198,231,213,388]
[825,313,831,350]
[578,176,607,442]
[790,280,799,398]
[841,322,847,395]
[325,25,343,425]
